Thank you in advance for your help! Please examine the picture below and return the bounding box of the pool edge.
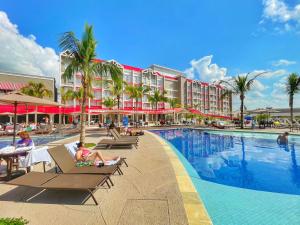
[147,131,213,225]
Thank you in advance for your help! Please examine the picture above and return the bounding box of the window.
[133,76,141,84]
[124,75,132,83]
[103,90,111,98]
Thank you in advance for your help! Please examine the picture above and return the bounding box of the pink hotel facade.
[60,53,232,120]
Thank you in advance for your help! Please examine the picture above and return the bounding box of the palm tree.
[168,98,180,123]
[148,90,168,121]
[64,88,94,103]
[125,84,150,124]
[220,72,265,129]
[286,73,300,129]
[107,72,126,126]
[21,81,53,124]
[102,97,117,122]
[60,88,94,125]
[59,24,122,144]
[21,81,53,98]
[60,87,72,124]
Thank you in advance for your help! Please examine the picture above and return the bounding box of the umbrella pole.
[12,101,17,146]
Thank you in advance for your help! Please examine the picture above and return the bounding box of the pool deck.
[0,128,207,225]
[1,125,296,225]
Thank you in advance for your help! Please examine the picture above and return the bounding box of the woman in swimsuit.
[75,142,120,165]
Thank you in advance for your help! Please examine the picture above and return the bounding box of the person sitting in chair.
[16,131,34,148]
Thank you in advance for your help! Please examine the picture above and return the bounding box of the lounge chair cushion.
[7,172,57,187]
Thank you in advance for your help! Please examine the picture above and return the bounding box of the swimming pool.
[0,134,75,148]
[152,129,300,225]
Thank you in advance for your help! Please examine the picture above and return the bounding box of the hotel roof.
[0,71,55,81]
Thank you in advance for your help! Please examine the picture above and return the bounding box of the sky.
[0,0,300,110]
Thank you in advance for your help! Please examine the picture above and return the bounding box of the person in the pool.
[277,132,289,145]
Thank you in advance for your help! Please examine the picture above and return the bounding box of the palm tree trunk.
[173,110,175,123]
[117,96,120,127]
[290,95,294,130]
[156,102,158,122]
[80,79,87,144]
[240,94,244,129]
[135,98,138,128]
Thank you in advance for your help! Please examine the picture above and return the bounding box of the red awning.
[0,104,232,119]
[188,109,205,115]
[0,82,27,91]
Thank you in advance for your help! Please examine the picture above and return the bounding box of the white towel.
[105,157,121,166]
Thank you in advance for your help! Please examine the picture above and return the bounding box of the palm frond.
[62,60,81,82]
[59,31,80,59]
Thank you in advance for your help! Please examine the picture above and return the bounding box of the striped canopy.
[0,81,27,91]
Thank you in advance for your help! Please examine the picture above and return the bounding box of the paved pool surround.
[147,131,212,225]
[0,129,190,225]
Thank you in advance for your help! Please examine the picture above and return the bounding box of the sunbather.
[75,142,120,165]
[127,128,144,136]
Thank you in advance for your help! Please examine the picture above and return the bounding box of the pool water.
[152,129,300,225]
[0,134,74,148]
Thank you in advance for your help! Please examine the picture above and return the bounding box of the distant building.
[0,71,56,123]
[0,71,56,100]
[248,108,300,118]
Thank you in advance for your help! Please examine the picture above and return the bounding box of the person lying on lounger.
[126,128,144,136]
[75,142,120,166]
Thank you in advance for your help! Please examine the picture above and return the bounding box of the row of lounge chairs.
[98,128,139,149]
[7,144,129,205]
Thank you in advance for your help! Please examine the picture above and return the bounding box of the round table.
[0,150,28,181]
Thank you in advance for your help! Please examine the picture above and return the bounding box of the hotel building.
[60,52,232,122]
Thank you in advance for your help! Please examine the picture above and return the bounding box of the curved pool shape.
[152,129,300,225]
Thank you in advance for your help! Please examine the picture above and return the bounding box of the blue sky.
[0,0,300,109]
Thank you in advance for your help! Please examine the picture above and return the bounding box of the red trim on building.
[164,75,178,81]
[123,64,143,72]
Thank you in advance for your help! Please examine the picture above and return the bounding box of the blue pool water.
[152,129,300,225]
[0,134,73,148]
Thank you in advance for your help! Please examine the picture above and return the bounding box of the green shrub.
[0,217,28,225]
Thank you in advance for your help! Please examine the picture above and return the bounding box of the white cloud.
[250,69,287,78]
[230,69,290,110]
[262,0,300,31]
[272,59,296,66]
[262,0,294,22]
[271,76,287,100]
[0,11,59,82]
[253,80,268,92]
[184,55,229,82]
